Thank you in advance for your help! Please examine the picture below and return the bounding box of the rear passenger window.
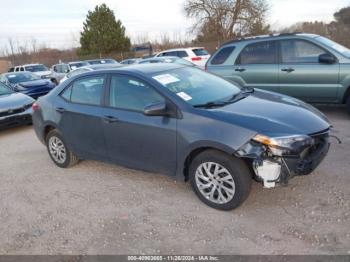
[177,51,188,58]
[237,41,277,65]
[65,76,104,105]
[211,46,235,65]
[109,75,164,112]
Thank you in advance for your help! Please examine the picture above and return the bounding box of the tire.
[46,129,79,168]
[189,150,252,211]
[346,95,350,114]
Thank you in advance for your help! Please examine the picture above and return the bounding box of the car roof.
[159,47,205,52]
[81,63,185,76]
[221,33,320,47]
[22,63,45,66]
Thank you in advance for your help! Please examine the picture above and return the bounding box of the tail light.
[32,103,40,112]
[191,57,202,61]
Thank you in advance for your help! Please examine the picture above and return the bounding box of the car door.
[232,40,279,92]
[57,74,108,158]
[102,74,177,175]
[278,39,340,102]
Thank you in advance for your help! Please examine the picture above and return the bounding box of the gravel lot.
[0,105,349,255]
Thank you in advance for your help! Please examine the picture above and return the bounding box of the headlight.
[252,134,314,156]
[15,84,26,91]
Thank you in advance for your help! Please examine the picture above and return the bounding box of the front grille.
[0,107,26,118]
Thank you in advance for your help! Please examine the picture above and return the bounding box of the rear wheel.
[46,129,79,168]
[189,150,252,211]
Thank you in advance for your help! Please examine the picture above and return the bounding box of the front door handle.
[103,115,119,124]
[55,107,66,113]
[281,68,295,73]
[235,68,246,72]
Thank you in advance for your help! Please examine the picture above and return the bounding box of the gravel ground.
[0,105,349,255]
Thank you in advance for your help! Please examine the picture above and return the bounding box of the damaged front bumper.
[236,130,330,188]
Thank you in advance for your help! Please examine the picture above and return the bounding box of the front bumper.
[0,111,32,130]
[237,130,330,188]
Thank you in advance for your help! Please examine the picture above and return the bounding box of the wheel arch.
[180,142,237,181]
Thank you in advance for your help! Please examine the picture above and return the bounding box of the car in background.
[0,72,56,99]
[155,47,210,68]
[59,63,124,84]
[138,56,197,67]
[85,59,119,65]
[206,33,350,113]
[51,61,91,83]
[32,63,331,210]
[120,58,141,65]
[0,81,34,129]
[11,64,52,79]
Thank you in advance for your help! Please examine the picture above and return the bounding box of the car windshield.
[316,36,350,58]
[0,82,13,95]
[192,48,209,56]
[88,59,117,65]
[25,64,48,72]
[6,73,41,84]
[152,67,241,106]
[69,62,89,70]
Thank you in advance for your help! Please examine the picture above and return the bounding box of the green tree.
[79,3,131,57]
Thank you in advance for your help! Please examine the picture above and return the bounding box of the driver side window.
[280,40,327,64]
[109,75,164,112]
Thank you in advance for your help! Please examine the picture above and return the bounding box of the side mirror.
[319,53,336,64]
[64,69,70,73]
[144,102,168,116]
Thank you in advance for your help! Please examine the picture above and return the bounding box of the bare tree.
[184,0,269,42]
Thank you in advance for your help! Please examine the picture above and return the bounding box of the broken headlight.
[252,134,314,156]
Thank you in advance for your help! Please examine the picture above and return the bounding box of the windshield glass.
[316,36,350,58]
[0,82,13,95]
[69,62,89,70]
[152,67,240,106]
[25,64,48,72]
[6,73,41,84]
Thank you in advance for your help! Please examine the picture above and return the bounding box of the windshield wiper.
[193,101,229,108]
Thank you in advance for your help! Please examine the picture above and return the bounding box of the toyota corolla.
[32,64,331,210]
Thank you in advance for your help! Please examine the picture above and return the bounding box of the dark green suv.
[207,33,350,112]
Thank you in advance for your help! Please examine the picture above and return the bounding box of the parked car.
[156,47,210,68]
[0,72,56,99]
[120,58,141,65]
[51,61,90,83]
[59,64,124,84]
[11,64,51,78]
[85,59,119,65]
[138,56,197,67]
[32,64,331,210]
[0,81,34,129]
[206,33,350,113]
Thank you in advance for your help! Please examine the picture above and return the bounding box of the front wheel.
[46,129,79,168]
[189,150,252,211]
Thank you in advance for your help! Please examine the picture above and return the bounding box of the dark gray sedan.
[0,81,34,129]
[32,64,331,210]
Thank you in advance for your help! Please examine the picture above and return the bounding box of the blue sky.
[0,0,349,50]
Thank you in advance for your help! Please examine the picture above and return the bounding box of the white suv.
[10,64,52,79]
[155,47,210,68]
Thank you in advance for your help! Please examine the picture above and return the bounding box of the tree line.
[2,1,350,66]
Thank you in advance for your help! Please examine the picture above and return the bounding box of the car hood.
[17,79,52,88]
[209,89,331,136]
[0,92,34,110]
[33,71,52,77]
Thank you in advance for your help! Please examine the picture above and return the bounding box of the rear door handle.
[55,107,66,113]
[235,68,246,72]
[103,115,119,124]
[281,68,295,73]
